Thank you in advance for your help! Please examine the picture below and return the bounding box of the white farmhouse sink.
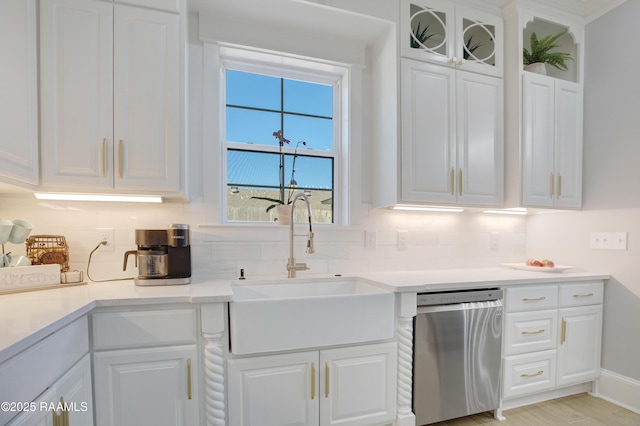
[229,277,395,355]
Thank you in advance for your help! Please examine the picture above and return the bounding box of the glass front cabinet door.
[401,0,503,77]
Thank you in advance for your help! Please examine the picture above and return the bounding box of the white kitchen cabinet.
[401,58,503,206]
[501,281,603,411]
[0,0,39,187]
[91,308,200,426]
[93,345,198,426]
[7,354,93,426]
[400,0,503,77]
[227,342,397,426]
[522,72,582,208]
[0,317,89,426]
[40,0,181,194]
[503,3,585,209]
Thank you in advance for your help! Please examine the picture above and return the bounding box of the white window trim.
[203,43,356,226]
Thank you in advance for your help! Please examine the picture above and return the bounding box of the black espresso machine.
[123,224,191,286]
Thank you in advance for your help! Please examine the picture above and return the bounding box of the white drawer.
[92,308,197,350]
[502,350,556,399]
[0,317,89,426]
[505,285,558,312]
[504,310,558,356]
[559,281,604,307]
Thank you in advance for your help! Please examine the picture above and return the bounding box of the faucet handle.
[306,232,315,254]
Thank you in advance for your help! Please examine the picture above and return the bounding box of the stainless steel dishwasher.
[413,288,503,425]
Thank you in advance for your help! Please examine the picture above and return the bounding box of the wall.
[527,0,640,381]
[0,196,525,282]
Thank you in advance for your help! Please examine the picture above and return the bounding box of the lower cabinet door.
[557,305,602,387]
[227,343,397,426]
[227,351,319,426]
[93,345,199,426]
[320,342,397,426]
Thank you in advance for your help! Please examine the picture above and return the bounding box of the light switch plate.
[590,232,627,250]
[397,230,408,250]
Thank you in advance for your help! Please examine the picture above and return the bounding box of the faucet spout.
[287,193,315,278]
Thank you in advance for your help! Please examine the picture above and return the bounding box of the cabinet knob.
[458,58,466,65]
[450,56,458,64]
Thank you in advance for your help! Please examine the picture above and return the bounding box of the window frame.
[218,48,349,225]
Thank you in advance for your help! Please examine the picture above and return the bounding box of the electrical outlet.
[365,231,377,249]
[490,232,500,251]
[97,228,115,251]
[397,230,408,251]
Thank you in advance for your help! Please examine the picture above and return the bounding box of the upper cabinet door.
[553,80,582,209]
[401,0,502,77]
[401,59,457,204]
[40,0,114,189]
[522,72,555,206]
[0,0,39,187]
[113,5,180,192]
[456,71,504,205]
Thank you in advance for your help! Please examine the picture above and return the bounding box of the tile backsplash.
[1,196,526,281]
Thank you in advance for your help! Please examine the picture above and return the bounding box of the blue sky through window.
[226,70,335,190]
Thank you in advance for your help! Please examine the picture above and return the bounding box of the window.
[222,63,341,224]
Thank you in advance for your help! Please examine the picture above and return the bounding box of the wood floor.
[430,393,640,425]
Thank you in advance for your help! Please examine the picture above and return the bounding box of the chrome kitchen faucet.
[287,192,314,278]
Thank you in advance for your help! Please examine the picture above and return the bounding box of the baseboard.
[593,369,640,414]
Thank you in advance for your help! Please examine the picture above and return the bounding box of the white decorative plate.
[500,263,575,273]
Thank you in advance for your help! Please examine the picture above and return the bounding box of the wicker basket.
[25,235,70,272]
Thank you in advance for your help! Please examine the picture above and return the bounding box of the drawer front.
[505,285,558,312]
[504,310,558,356]
[93,308,197,350]
[559,281,604,307]
[502,350,556,399]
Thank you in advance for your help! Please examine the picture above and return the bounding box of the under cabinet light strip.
[483,208,528,215]
[391,205,464,213]
[34,193,163,203]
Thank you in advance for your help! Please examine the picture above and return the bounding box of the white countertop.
[0,267,609,364]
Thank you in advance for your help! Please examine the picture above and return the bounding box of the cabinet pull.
[573,293,594,298]
[459,169,463,196]
[60,397,69,426]
[520,370,544,378]
[557,173,562,197]
[325,362,329,398]
[550,173,555,198]
[311,362,316,400]
[561,317,567,344]
[102,138,108,177]
[187,358,192,400]
[118,140,124,179]
[450,168,455,195]
[522,296,545,301]
[521,329,545,335]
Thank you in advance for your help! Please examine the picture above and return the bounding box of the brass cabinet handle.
[450,168,455,195]
[102,138,108,177]
[118,140,124,178]
[522,296,546,301]
[573,293,594,298]
[521,329,545,335]
[557,173,562,197]
[459,169,463,196]
[550,173,555,198]
[325,362,329,398]
[187,358,192,400]
[520,370,544,378]
[311,362,316,400]
[561,317,567,344]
